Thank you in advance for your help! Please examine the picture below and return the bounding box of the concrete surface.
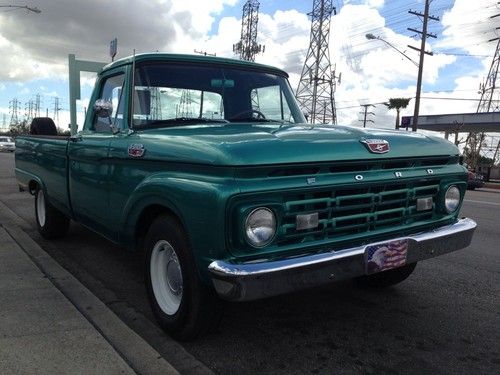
[1,152,499,374]
[0,204,178,374]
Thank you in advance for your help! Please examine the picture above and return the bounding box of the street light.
[366,33,425,132]
[365,33,418,67]
[0,5,41,14]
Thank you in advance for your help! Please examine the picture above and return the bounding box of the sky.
[0,0,499,150]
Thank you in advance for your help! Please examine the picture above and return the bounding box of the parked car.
[467,170,485,190]
[15,53,477,340]
[0,136,15,152]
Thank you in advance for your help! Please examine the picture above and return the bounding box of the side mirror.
[93,99,113,118]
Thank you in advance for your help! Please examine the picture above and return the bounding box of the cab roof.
[102,53,288,77]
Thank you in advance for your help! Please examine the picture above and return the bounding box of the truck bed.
[15,135,71,218]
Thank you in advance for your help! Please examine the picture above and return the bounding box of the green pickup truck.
[15,53,476,340]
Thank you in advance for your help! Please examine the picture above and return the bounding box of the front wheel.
[144,214,222,341]
[35,189,70,239]
[355,262,417,288]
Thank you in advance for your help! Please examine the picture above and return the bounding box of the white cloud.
[437,0,499,55]
[0,0,240,82]
[0,0,495,135]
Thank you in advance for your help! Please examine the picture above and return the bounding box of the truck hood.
[137,123,459,166]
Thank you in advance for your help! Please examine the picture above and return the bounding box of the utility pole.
[359,104,375,128]
[233,0,264,62]
[296,0,339,125]
[408,0,439,132]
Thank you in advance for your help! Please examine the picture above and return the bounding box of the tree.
[9,120,30,136]
[385,98,411,130]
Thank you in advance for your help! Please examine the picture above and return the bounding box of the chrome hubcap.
[150,240,183,315]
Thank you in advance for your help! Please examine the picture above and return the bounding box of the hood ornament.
[360,138,390,154]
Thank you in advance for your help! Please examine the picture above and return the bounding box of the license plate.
[365,239,408,274]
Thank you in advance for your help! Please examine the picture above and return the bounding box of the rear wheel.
[355,263,417,288]
[144,214,222,341]
[35,189,70,239]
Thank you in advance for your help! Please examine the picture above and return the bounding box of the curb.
[0,199,179,375]
[483,183,500,190]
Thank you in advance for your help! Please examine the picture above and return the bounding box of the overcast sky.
[1,0,499,139]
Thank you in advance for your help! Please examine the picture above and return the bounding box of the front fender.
[120,172,239,279]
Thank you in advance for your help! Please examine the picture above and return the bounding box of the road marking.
[464,199,500,206]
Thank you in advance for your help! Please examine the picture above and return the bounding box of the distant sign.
[110,38,118,61]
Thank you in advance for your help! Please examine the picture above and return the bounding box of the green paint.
[16,54,467,285]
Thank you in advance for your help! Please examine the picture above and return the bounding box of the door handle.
[69,134,83,142]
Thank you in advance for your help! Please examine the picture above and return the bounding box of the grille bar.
[279,180,440,245]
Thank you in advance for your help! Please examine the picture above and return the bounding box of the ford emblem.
[360,138,390,154]
[128,144,145,158]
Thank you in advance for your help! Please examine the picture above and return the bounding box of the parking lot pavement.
[1,151,499,374]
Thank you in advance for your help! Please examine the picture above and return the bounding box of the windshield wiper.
[134,117,229,129]
[228,117,287,123]
[229,117,294,128]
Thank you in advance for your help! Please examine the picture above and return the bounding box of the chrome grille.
[278,179,441,244]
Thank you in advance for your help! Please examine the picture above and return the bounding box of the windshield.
[132,62,305,129]
[0,137,13,142]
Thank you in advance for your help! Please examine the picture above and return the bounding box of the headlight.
[245,207,276,247]
[444,185,460,213]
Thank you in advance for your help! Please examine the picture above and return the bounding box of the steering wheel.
[232,109,267,120]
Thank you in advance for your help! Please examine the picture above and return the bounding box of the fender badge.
[128,144,145,158]
[360,138,390,154]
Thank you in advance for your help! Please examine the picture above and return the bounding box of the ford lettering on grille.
[360,139,390,154]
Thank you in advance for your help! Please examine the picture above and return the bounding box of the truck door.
[68,72,125,239]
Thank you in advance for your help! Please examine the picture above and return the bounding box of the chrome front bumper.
[208,218,477,301]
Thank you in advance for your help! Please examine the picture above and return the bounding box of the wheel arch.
[121,195,188,252]
[28,177,44,195]
[134,203,186,254]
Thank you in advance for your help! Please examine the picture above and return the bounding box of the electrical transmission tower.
[9,99,20,126]
[295,0,339,125]
[24,100,34,123]
[177,90,194,118]
[150,88,162,120]
[35,93,41,117]
[233,0,264,62]
[477,38,500,113]
[53,97,62,126]
[466,21,500,168]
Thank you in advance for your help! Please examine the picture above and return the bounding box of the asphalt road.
[1,151,499,374]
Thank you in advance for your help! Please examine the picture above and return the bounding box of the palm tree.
[385,98,411,130]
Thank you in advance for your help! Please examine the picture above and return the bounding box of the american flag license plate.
[365,239,408,274]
